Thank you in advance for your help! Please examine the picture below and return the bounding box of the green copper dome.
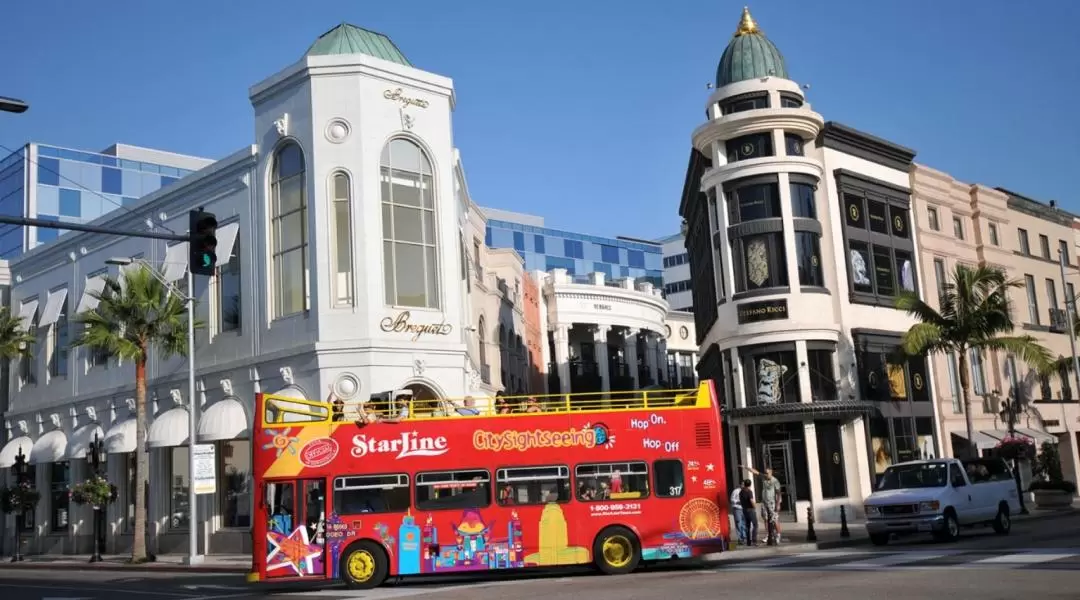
[715,8,788,87]
[306,23,411,67]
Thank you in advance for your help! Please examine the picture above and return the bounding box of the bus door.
[262,478,328,579]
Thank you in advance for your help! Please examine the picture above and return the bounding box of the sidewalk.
[0,552,251,573]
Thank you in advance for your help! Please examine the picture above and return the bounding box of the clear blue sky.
[3,0,1078,241]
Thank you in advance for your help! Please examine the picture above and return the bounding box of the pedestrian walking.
[737,479,757,546]
[730,485,746,546]
[744,465,782,543]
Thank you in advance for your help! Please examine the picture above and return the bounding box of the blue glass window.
[160,175,178,188]
[628,250,645,268]
[564,239,584,259]
[485,226,493,247]
[38,158,60,186]
[620,266,630,277]
[100,155,117,167]
[513,231,525,252]
[533,234,545,253]
[122,196,139,207]
[58,189,81,217]
[101,167,122,195]
[546,255,576,274]
[37,146,60,158]
[593,262,613,277]
[600,245,620,264]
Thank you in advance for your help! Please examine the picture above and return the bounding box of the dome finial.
[734,6,761,37]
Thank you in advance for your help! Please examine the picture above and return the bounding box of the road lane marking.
[974,552,1079,564]
[835,552,952,568]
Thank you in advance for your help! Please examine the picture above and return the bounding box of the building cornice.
[995,187,1077,228]
[819,121,916,172]
[692,109,824,154]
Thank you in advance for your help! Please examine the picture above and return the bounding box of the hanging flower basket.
[70,475,118,508]
[995,437,1036,461]
[0,482,41,514]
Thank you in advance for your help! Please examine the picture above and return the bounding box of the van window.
[962,458,1012,483]
[576,461,649,501]
[332,474,410,515]
[415,469,491,511]
[654,459,685,497]
[496,465,571,506]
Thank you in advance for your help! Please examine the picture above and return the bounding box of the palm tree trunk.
[957,350,978,459]
[131,355,149,562]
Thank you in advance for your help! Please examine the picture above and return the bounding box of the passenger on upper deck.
[494,392,512,415]
[445,396,480,416]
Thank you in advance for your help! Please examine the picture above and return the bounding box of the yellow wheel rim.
[346,550,375,582]
[601,535,633,569]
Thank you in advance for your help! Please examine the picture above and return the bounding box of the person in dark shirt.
[738,479,758,546]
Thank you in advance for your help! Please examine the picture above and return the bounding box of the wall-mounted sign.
[383,88,429,109]
[593,303,613,311]
[380,311,453,341]
[736,299,789,324]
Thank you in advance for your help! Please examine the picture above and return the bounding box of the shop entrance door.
[762,441,796,519]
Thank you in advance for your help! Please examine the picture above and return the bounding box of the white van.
[863,457,1021,545]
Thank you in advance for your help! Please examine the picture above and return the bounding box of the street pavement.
[1,511,1077,599]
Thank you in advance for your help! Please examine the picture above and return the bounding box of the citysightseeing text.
[472,427,596,452]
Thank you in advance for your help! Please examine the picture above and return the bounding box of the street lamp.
[88,433,106,563]
[0,96,28,114]
[10,447,28,562]
[105,256,201,565]
[996,385,1030,515]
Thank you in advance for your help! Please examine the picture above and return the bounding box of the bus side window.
[654,459,685,497]
[496,466,571,506]
[415,470,492,511]
[575,462,650,501]
[333,474,410,515]
[266,481,295,534]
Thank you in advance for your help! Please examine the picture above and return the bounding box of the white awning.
[147,407,189,448]
[0,436,32,468]
[38,288,69,328]
[76,276,107,313]
[68,423,105,459]
[104,418,137,454]
[119,262,141,294]
[16,299,39,332]
[30,430,69,464]
[162,242,188,283]
[950,429,1002,450]
[198,398,249,441]
[215,222,241,267]
[1014,427,1058,446]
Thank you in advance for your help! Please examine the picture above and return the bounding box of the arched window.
[380,138,438,308]
[478,316,488,369]
[330,172,354,306]
[271,142,308,317]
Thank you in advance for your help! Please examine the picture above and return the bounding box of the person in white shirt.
[730,486,747,546]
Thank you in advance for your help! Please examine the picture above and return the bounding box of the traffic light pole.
[0,215,190,242]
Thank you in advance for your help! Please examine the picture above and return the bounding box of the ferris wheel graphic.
[678,498,722,540]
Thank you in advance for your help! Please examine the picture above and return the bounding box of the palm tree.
[0,306,35,361]
[72,265,194,563]
[896,265,1052,458]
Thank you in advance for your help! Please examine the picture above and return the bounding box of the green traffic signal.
[189,209,218,276]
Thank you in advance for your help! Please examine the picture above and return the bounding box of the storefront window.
[815,421,846,499]
[807,348,837,401]
[870,417,892,485]
[169,447,190,529]
[220,440,252,529]
[740,344,800,406]
[17,465,36,531]
[50,461,70,532]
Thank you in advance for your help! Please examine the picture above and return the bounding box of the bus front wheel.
[340,540,388,590]
[593,526,641,575]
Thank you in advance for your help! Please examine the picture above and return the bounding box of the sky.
[2,0,1079,241]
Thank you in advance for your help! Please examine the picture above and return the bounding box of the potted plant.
[995,437,1036,461]
[70,475,118,510]
[1030,441,1077,509]
[1,480,41,561]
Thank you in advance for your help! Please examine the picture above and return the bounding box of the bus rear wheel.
[593,526,641,575]
[340,540,388,590]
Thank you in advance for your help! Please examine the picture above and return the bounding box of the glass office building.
[483,209,663,287]
[0,143,205,258]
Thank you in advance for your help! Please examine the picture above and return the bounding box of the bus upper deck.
[259,383,714,427]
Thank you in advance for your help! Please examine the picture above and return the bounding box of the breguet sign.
[736,299,789,324]
[380,311,453,341]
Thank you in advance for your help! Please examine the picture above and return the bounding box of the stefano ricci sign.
[351,432,449,460]
[380,311,453,341]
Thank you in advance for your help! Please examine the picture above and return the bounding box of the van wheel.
[869,533,890,546]
[593,526,641,575]
[992,503,1011,535]
[933,510,960,543]
[340,540,388,590]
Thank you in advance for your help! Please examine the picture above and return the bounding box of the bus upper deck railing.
[261,383,712,426]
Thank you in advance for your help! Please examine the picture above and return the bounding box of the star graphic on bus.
[266,526,322,576]
[705,463,715,472]
[691,475,698,483]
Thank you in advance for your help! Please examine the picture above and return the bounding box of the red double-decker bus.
[247,382,729,589]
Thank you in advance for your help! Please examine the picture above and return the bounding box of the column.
[645,333,659,386]
[592,325,611,393]
[657,338,668,385]
[553,324,572,395]
[624,329,640,388]
[672,352,682,387]
[802,421,824,522]
[850,416,873,505]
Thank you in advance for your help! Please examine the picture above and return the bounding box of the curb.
[0,561,248,574]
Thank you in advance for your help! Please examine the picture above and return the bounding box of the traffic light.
[189,209,218,276]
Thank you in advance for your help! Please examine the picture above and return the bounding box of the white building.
[0,23,484,555]
[658,232,693,312]
[679,9,931,523]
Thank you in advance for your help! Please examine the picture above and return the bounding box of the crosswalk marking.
[840,551,954,568]
[744,550,866,568]
[974,552,1079,564]
[714,548,1080,572]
